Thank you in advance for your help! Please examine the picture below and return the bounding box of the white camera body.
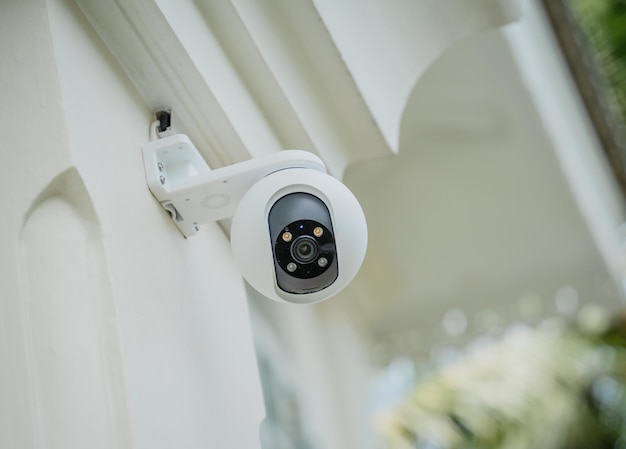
[142,134,367,304]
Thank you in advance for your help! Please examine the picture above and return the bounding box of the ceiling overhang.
[76,0,519,177]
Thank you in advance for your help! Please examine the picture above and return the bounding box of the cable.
[150,119,160,141]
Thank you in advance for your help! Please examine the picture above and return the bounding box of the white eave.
[76,0,519,177]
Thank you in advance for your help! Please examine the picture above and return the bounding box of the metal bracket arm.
[142,134,327,237]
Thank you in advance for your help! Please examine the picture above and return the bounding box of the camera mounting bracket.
[142,134,327,237]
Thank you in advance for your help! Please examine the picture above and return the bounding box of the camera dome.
[230,167,367,304]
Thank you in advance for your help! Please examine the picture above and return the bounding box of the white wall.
[0,0,264,447]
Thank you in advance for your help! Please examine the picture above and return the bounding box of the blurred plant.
[569,0,626,125]
[375,309,626,449]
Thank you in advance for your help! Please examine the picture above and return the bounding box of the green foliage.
[569,0,626,124]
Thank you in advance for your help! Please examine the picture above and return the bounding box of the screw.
[160,175,166,185]
[157,162,164,171]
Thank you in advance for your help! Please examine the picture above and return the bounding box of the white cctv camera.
[142,134,367,304]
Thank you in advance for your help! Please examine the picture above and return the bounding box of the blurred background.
[246,1,626,448]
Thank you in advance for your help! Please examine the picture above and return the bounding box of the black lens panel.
[274,219,335,279]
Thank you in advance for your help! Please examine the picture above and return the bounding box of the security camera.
[142,133,367,304]
[230,164,367,304]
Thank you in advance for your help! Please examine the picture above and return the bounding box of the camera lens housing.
[291,235,318,264]
[269,193,338,294]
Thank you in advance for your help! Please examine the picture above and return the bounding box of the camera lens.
[291,236,319,264]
